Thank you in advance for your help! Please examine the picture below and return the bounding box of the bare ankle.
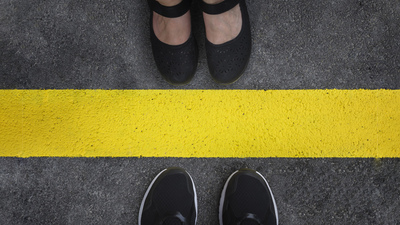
[156,0,182,7]
[202,0,224,4]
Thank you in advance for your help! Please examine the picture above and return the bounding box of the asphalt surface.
[1,0,399,89]
[1,158,400,224]
[1,0,400,224]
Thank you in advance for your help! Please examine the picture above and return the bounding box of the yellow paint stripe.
[0,90,399,158]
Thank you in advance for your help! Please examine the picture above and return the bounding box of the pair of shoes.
[148,0,251,85]
[138,167,278,225]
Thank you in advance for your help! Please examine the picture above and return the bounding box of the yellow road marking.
[0,89,399,157]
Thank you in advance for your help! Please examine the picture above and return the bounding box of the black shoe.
[139,167,198,225]
[200,0,252,84]
[219,169,278,225]
[149,0,199,85]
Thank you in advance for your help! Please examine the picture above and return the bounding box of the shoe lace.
[162,217,185,225]
[161,211,188,225]
[239,213,262,225]
[240,220,261,225]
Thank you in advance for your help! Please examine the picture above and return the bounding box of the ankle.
[156,0,182,7]
[153,11,191,45]
[202,0,224,4]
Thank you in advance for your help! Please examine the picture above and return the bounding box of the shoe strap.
[199,0,241,15]
[149,0,192,18]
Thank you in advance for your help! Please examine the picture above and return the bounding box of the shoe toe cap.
[152,34,198,85]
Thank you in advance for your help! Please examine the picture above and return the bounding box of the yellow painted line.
[0,89,399,158]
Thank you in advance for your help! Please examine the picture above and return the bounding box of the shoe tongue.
[240,218,260,225]
[162,217,185,225]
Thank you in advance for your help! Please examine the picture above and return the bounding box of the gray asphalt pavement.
[0,0,399,224]
[1,158,400,224]
[1,0,399,89]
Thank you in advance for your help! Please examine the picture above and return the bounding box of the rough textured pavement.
[1,158,400,224]
[1,0,399,89]
[1,0,400,224]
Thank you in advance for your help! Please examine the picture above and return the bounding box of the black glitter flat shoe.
[149,0,198,85]
[200,0,251,84]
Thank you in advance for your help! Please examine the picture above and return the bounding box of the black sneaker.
[139,167,198,225]
[219,169,278,225]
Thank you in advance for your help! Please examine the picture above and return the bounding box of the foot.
[219,169,278,225]
[202,0,242,45]
[139,167,197,225]
[153,0,191,45]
